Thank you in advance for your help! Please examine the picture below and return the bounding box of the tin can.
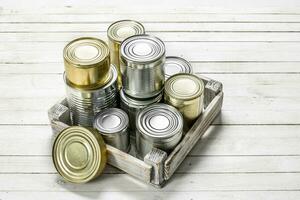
[120,34,165,99]
[119,89,163,136]
[164,73,204,130]
[65,65,118,127]
[164,56,193,80]
[94,108,130,152]
[52,126,107,183]
[64,37,111,89]
[107,20,145,89]
[136,103,183,158]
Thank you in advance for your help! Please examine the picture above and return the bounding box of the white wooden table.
[1,0,300,199]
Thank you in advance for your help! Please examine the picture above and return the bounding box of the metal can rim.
[120,89,163,108]
[164,56,193,79]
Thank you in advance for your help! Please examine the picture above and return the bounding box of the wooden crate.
[48,74,223,187]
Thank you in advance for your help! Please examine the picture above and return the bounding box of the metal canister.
[119,89,163,136]
[164,73,204,130]
[64,37,110,89]
[136,103,183,158]
[120,34,166,99]
[107,20,145,89]
[65,65,118,127]
[52,126,107,183]
[164,56,193,80]
[93,108,130,152]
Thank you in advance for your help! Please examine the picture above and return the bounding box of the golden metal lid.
[63,37,111,89]
[52,126,107,183]
[164,73,204,100]
[107,20,145,44]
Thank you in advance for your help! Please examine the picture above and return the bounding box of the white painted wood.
[0,173,299,191]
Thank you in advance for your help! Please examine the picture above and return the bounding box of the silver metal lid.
[120,89,163,108]
[120,34,165,64]
[164,56,193,80]
[107,20,145,43]
[136,103,183,142]
[94,108,129,134]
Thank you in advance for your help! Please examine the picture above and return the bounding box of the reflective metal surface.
[63,37,111,89]
[52,126,107,183]
[107,20,145,89]
[164,56,193,80]
[164,73,204,130]
[119,89,162,136]
[94,108,130,152]
[136,103,183,158]
[120,34,165,98]
[65,65,118,126]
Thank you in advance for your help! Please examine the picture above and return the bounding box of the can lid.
[94,108,129,134]
[52,126,107,183]
[120,89,162,108]
[107,20,145,43]
[120,34,165,64]
[164,56,193,80]
[64,37,110,68]
[164,73,204,100]
[136,103,183,141]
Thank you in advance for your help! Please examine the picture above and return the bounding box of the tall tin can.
[120,34,166,99]
[63,37,111,89]
[164,73,204,130]
[107,20,145,89]
[52,126,107,183]
[65,65,118,127]
[119,89,163,136]
[94,108,130,152]
[136,103,183,158]
[164,56,193,80]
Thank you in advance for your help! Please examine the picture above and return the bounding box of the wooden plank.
[0,125,299,156]
[1,155,300,174]
[0,191,300,200]
[2,23,300,33]
[0,173,299,191]
[1,42,300,62]
[3,32,300,42]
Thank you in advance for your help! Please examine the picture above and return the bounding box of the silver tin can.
[136,103,183,158]
[120,34,166,99]
[93,108,130,152]
[120,89,163,136]
[164,56,193,80]
[65,65,118,127]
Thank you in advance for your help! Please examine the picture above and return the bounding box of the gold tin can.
[64,37,111,89]
[164,73,204,130]
[107,20,145,88]
[52,126,107,183]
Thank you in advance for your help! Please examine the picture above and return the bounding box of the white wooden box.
[48,74,223,187]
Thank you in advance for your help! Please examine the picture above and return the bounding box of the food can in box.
[94,108,130,152]
[107,20,145,89]
[65,65,118,127]
[63,37,111,89]
[120,89,163,136]
[52,126,107,183]
[164,56,193,80]
[120,34,165,99]
[136,103,183,158]
[164,73,204,130]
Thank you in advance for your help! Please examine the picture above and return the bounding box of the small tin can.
[107,20,145,89]
[164,56,193,80]
[65,65,118,127]
[119,89,163,136]
[94,108,130,152]
[52,126,107,183]
[136,103,183,158]
[63,37,111,89]
[120,34,166,99]
[164,73,204,130]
